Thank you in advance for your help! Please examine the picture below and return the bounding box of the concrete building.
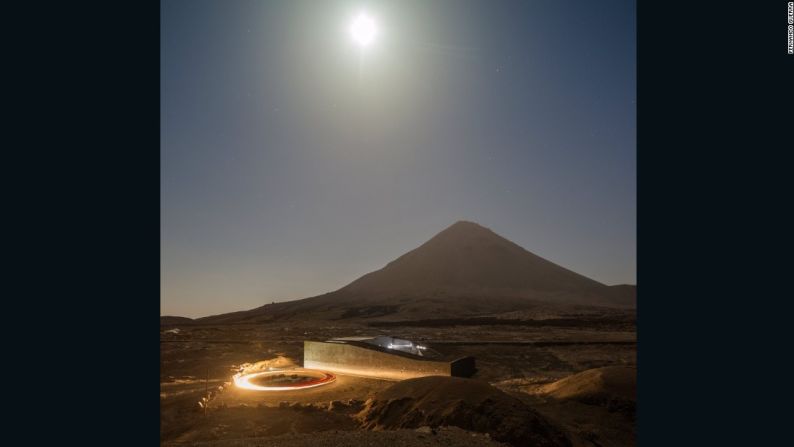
[303,336,475,381]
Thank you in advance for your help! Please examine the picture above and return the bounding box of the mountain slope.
[342,221,606,296]
[160,315,195,325]
[196,221,635,323]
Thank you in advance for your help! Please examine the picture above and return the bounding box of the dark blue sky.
[161,0,636,317]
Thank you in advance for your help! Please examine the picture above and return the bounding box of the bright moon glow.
[349,12,377,47]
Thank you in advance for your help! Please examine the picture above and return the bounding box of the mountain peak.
[431,220,498,241]
[448,220,485,228]
[340,220,610,300]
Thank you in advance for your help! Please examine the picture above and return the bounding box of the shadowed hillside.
[357,376,572,447]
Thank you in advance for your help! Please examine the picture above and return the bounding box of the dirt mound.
[356,376,571,447]
[539,366,636,415]
[240,356,299,373]
[540,366,635,401]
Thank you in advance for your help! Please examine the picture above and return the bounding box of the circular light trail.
[233,368,336,391]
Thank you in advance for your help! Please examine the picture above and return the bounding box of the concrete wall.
[304,340,464,381]
[450,356,476,377]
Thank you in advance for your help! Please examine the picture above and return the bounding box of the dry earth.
[164,426,509,447]
[161,311,635,446]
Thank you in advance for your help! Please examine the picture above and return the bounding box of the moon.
[349,12,377,48]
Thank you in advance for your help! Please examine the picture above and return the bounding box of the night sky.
[161,0,636,318]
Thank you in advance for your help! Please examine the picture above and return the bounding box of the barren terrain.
[161,308,635,446]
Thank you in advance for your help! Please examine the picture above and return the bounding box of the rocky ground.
[163,426,509,447]
[161,313,635,446]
